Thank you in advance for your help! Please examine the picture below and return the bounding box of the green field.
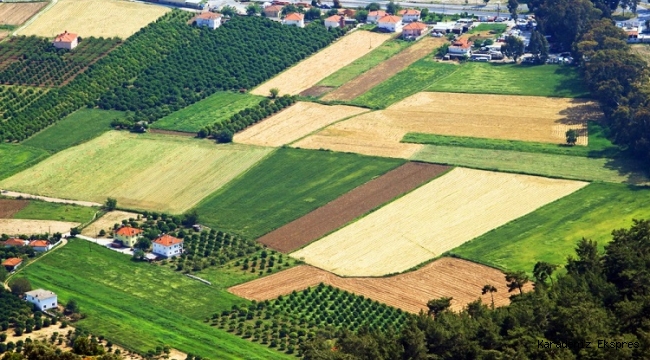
[194,148,404,239]
[18,239,290,360]
[412,145,648,184]
[426,63,589,98]
[22,109,124,154]
[316,39,411,88]
[12,201,98,224]
[450,183,650,274]
[468,23,507,35]
[152,92,263,133]
[0,144,49,181]
[403,122,620,158]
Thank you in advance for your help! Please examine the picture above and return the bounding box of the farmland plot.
[0,199,29,218]
[291,167,588,276]
[251,31,391,96]
[0,219,79,235]
[0,2,47,25]
[81,210,139,237]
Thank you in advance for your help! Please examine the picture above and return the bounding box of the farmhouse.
[2,257,22,271]
[367,10,387,23]
[283,13,305,28]
[152,234,183,258]
[24,289,57,311]
[402,22,427,39]
[325,15,345,29]
[114,226,143,248]
[53,31,78,50]
[398,9,420,22]
[377,15,403,33]
[264,5,283,18]
[29,240,51,252]
[196,12,222,29]
[448,38,472,58]
[3,238,27,247]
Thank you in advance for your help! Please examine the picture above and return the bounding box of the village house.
[398,9,421,23]
[114,226,143,248]
[196,12,222,29]
[24,289,57,311]
[402,22,427,39]
[448,38,472,58]
[366,10,387,24]
[325,15,345,29]
[53,31,79,50]
[377,15,403,33]
[283,12,305,28]
[152,234,183,258]
[3,238,27,248]
[29,240,51,252]
[264,5,283,18]
[337,8,356,18]
[2,257,23,271]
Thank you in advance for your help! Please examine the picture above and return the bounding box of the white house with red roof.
[29,240,51,252]
[53,31,78,50]
[402,22,427,38]
[398,9,421,22]
[324,15,345,29]
[367,10,387,24]
[283,12,305,28]
[3,238,27,248]
[196,12,222,29]
[448,38,472,58]
[377,15,403,33]
[152,234,183,258]
[2,257,22,271]
[114,226,143,248]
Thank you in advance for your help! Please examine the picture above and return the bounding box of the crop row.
[0,86,47,120]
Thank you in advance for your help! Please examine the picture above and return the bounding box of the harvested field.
[251,31,391,96]
[291,168,588,276]
[0,198,29,218]
[299,86,334,97]
[234,102,368,147]
[258,162,450,252]
[0,2,47,25]
[0,219,79,235]
[81,210,139,237]
[19,0,170,39]
[322,37,446,101]
[229,258,531,313]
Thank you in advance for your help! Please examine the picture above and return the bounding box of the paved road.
[338,0,528,16]
[1,190,101,207]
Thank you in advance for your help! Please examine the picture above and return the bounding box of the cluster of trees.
[0,336,123,359]
[0,288,33,334]
[235,251,293,276]
[0,87,46,121]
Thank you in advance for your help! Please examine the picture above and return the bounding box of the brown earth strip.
[0,198,29,218]
[257,162,450,253]
[229,258,533,313]
[299,86,334,97]
[0,2,47,26]
[148,128,196,137]
[322,37,446,101]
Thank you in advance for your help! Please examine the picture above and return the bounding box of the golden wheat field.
[291,167,588,276]
[0,219,80,236]
[233,102,368,147]
[251,31,391,96]
[0,132,272,214]
[19,0,169,39]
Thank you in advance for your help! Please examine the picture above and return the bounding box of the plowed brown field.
[322,37,446,101]
[0,2,47,25]
[0,199,29,218]
[229,258,532,313]
[257,162,450,252]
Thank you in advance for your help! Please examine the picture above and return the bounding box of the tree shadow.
[601,156,650,185]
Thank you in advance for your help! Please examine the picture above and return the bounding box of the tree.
[281,4,300,15]
[221,6,237,17]
[501,35,525,62]
[426,297,453,317]
[533,261,558,286]
[481,284,498,309]
[386,1,400,14]
[333,0,342,8]
[65,299,79,314]
[527,30,549,63]
[182,210,199,227]
[365,2,381,11]
[104,198,117,211]
[565,129,578,145]
[505,271,529,294]
[507,0,518,19]
[133,249,145,261]
[246,3,261,16]
[215,129,233,143]
[269,88,279,99]
[305,7,322,20]
[420,8,429,18]
[0,266,7,283]
[135,237,151,250]
[355,10,368,22]
[9,278,31,296]
[70,227,80,236]
[483,0,490,5]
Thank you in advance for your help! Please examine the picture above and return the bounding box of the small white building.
[196,12,222,29]
[324,15,345,29]
[25,289,57,311]
[377,15,403,33]
[29,240,51,252]
[283,12,305,28]
[53,31,78,50]
[152,234,183,258]
[366,10,387,23]
[398,9,420,23]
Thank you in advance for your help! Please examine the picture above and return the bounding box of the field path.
[3,237,68,291]
[322,37,446,101]
[1,190,101,207]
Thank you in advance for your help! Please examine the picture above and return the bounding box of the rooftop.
[3,238,26,247]
[403,22,427,30]
[2,257,23,266]
[153,234,183,247]
[284,12,304,21]
[29,240,49,247]
[25,289,56,298]
[378,15,402,24]
[54,31,78,43]
[115,226,143,237]
[197,12,221,20]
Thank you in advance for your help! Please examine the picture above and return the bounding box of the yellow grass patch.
[81,210,139,236]
[0,219,79,235]
[18,0,170,39]
[233,102,368,147]
[291,167,588,276]
[251,31,391,96]
[0,132,272,214]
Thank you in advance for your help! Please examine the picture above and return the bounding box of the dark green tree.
[365,2,381,11]
[481,284,498,309]
[104,198,117,211]
[507,0,518,20]
[505,270,529,294]
[533,261,558,286]
[565,129,578,145]
[527,30,549,63]
[386,1,400,14]
[426,297,452,317]
[501,35,525,62]
[9,278,32,296]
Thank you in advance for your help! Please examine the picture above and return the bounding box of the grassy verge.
[18,239,291,360]
[468,23,507,35]
[13,201,98,224]
[194,148,404,239]
[152,92,263,133]
[22,109,124,154]
[0,144,49,181]
[449,183,650,274]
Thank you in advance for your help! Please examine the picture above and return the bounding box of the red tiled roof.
[399,9,420,15]
[284,12,304,21]
[115,227,143,237]
[403,22,427,30]
[4,239,26,247]
[2,258,22,266]
[153,234,183,247]
[368,10,387,17]
[378,15,402,24]
[325,15,343,22]
[54,31,78,43]
[29,240,49,248]
[197,12,221,20]
[452,38,472,49]
[265,5,283,12]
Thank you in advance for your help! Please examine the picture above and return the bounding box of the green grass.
[426,62,590,98]
[0,144,49,181]
[22,108,124,154]
[412,145,648,184]
[468,23,507,35]
[317,39,411,88]
[18,239,291,360]
[351,57,457,108]
[403,122,620,158]
[12,201,98,224]
[152,92,263,133]
[194,148,404,239]
[449,183,650,274]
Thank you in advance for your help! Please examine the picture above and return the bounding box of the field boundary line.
[12,0,57,36]
[286,108,371,147]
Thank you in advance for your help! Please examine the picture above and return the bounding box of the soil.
[299,86,334,97]
[148,128,196,137]
[257,162,450,252]
[0,2,47,25]
[0,198,29,218]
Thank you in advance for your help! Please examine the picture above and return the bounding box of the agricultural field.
[9,200,97,224]
[80,210,138,237]
[0,131,272,213]
[19,0,170,39]
[152,92,263,133]
[258,162,450,253]
[291,168,587,276]
[0,143,48,181]
[251,31,391,96]
[0,2,47,26]
[323,37,447,102]
[0,198,28,218]
[0,86,47,125]
[468,23,507,35]
[451,183,650,274]
[0,219,79,235]
[194,148,403,239]
[230,258,526,313]
[18,239,291,359]
[233,102,368,147]
[22,108,124,153]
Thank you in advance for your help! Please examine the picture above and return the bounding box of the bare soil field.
[234,102,368,147]
[322,37,446,101]
[0,198,28,218]
[230,258,532,313]
[299,86,334,97]
[19,0,170,39]
[0,2,46,25]
[81,210,139,237]
[258,162,450,252]
[0,219,79,235]
[251,31,391,96]
[291,167,588,276]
